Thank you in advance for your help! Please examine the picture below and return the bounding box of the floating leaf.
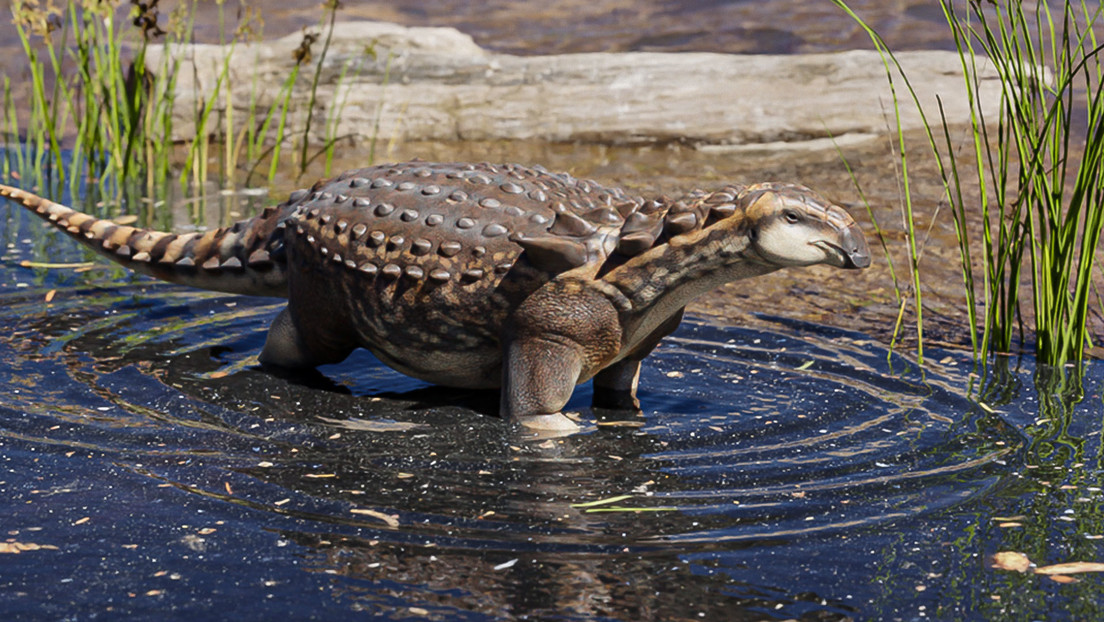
[583,506,679,513]
[0,541,58,554]
[595,419,645,428]
[19,260,95,269]
[317,416,424,432]
[991,551,1032,572]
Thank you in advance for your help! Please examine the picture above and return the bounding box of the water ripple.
[0,279,1019,558]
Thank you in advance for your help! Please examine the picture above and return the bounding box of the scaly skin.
[1,162,871,431]
[0,184,294,297]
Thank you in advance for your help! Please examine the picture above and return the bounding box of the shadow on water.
[1,196,1104,620]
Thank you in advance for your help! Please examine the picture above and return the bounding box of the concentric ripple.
[0,236,1021,618]
[0,269,1018,543]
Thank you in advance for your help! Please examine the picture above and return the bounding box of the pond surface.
[0,0,966,63]
[2,189,1104,620]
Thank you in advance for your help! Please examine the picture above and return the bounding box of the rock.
[145,21,1001,149]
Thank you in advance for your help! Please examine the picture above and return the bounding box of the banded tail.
[0,184,290,297]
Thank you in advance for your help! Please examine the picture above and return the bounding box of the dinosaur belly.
[366,343,503,388]
[281,232,547,388]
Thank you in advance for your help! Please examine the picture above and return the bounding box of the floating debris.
[349,508,400,528]
[990,551,1031,572]
[0,541,59,554]
[19,260,96,269]
[317,416,425,432]
[571,494,634,508]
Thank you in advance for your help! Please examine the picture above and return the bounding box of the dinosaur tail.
[1,184,290,298]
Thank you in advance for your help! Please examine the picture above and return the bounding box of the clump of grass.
[3,0,359,204]
[935,0,1104,367]
[6,0,188,198]
[179,0,360,192]
[836,0,1104,368]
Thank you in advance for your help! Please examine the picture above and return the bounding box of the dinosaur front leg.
[501,336,586,431]
[502,280,623,431]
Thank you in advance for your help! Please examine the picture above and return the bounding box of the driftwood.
[145,21,1002,148]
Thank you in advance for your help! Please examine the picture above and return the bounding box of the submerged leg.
[259,307,353,369]
[592,359,643,410]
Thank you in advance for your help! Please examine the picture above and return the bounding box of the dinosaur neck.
[602,220,778,342]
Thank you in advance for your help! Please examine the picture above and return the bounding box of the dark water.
[3,194,1104,620]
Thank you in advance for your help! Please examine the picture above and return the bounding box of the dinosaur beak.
[839,223,871,269]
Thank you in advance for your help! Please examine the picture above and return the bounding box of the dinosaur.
[1,161,870,430]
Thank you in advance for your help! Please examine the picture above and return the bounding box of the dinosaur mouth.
[814,237,871,269]
[819,224,871,269]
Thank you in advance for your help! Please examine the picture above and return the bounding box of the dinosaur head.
[739,183,871,270]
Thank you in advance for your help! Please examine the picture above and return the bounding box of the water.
[3,195,1104,620]
[0,0,965,62]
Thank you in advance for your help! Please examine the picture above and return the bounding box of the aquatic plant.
[3,0,353,201]
[836,0,1104,368]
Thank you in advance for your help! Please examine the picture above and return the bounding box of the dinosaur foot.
[515,412,581,433]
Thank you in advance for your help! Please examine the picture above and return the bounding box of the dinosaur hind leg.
[592,359,643,410]
[259,307,353,369]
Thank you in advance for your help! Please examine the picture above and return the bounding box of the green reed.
[4,0,354,201]
[6,1,185,197]
[837,0,1104,368]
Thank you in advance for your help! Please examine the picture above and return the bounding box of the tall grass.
[836,0,1104,368]
[3,0,355,203]
[6,0,185,197]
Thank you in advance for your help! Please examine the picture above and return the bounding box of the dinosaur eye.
[784,210,801,224]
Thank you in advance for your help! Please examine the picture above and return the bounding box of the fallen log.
[145,20,1002,149]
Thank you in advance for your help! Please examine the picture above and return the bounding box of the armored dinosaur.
[0,161,870,430]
